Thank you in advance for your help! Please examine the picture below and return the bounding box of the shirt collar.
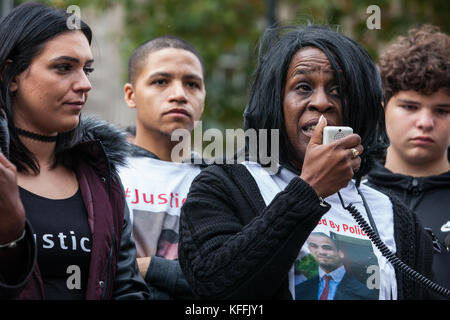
[318,265,346,282]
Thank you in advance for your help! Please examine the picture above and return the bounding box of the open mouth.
[303,124,316,135]
[301,120,319,137]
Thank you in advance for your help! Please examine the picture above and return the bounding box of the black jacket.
[178,164,434,300]
[0,117,150,299]
[366,160,450,293]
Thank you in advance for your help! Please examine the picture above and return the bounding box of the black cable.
[356,185,380,238]
[337,191,450,299]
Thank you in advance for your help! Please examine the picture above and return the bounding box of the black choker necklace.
[15,127,58,142]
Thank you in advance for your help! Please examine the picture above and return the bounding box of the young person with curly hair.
[365,25,450,296]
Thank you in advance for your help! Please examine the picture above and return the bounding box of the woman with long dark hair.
[0,3,149,299]
[178,25,434,300]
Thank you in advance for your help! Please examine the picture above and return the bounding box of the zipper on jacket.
[101,232,116,300]
[97,140,112,198]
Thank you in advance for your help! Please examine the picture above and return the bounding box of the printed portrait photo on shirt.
[294,231,379,300]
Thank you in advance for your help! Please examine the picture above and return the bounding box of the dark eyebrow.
[293,69,312,76]
[183,74,203,82]
[291,66,335,78]
[148,72,172,79]
[148,72,203,83]
[397,99,421,105]
[50,56,94,64]
[397,99,450,108]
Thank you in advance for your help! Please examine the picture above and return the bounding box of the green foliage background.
[20,0,450,130]
[295,254,319,279]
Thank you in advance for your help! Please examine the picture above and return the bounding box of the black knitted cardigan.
[178,164,434,300]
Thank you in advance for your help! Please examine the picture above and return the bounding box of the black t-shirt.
[19,187,92,300]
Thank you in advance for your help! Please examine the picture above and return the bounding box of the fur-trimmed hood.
[73,116,130,169]
[0,113,131,179]
[64,116,131,180]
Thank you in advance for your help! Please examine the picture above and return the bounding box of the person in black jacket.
[178,24,436,300]
[365,25,450,296]
[0,3,149,300]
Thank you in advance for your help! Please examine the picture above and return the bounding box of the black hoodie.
[366,160,450,293]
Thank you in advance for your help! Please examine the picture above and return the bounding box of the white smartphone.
[322,126,353,144]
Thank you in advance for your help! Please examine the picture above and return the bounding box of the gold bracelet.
[0,229,26,249]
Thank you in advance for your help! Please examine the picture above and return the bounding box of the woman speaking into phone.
[178,25,434,300]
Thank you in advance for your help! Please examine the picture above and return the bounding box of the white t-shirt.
[243,162,398,300]
[118,157,201,260]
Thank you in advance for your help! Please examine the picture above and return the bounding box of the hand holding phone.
[300,116,363,198]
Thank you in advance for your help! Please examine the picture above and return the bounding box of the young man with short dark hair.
[118,36,206,299]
